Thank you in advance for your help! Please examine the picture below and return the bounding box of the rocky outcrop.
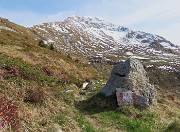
[101,58,157,107]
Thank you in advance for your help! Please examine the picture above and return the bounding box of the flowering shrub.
[59,73,69,84]
[7,68,18,76]
[2,64,18,75]
[43,68,54,76]
[0,70,5,81]
[0,97,20,131]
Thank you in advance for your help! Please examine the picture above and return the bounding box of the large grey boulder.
[101,58,157,106]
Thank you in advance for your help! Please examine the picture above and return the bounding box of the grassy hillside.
[0,18,100,131]
[0,18,180,132]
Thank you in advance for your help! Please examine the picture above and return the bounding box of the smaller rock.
[57,129,63,132]
[134,95,149,109]
[82,82,89,90]
[65,90,74,93]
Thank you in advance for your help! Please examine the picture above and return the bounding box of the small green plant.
[76,116,85,128]
[38,40,47,48]
[85,124,96,132]
[49,44,55,51]
[43,67,54,76]
[67,54,72,60]
[38,40,57,51]
[89,106,156,132]
[75,59,79,63]
[54,113,67,125]
[76,115,96,132]
[165,121,180,132]
[117,105,140,118]
[125,119,152,132]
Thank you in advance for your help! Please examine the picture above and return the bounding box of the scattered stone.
[101,58,157,108]
[57,128,63,132]
[91,81,96,85]
[93,87,97,89]
[65,90,74,93]
[82,82,89,90]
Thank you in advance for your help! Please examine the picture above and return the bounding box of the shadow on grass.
[75,92,118,115]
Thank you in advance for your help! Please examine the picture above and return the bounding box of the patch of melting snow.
[80,37,83,41]
[147,64,179,72]
[0,26,16,32]
[126,51,133,56]
[146,65,154,68]
[131,56,149,60]
[43,40,48,44]
[48,39,55,43]
[101,28,126,42]
[38,27,48,33]
[162,53,176,56]
[150,60,167,62]
[158,65,179,72]
[82,82,89,90]
[160,42,177,49]
[52,23,69,33]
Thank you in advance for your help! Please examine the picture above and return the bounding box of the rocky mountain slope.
[31,16,180,63]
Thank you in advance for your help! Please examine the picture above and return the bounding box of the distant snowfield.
[158,65,179,72]
[126,52,133,56]
[131,56,149,60]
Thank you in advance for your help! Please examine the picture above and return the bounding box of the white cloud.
[45,11,75,23]
[96,0,180,45]
[156,23,180,45]
[99,0,179,26]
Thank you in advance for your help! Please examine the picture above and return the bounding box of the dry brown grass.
[149,89,180,128]
[0,79,82,131]
[1,17,179,132]
[0,44,98,83]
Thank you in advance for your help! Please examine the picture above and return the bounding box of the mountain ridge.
[31,16,180,63]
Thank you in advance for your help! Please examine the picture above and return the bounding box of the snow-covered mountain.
[31,16,180,62]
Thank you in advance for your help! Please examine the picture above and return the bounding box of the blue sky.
[0,0,180,45]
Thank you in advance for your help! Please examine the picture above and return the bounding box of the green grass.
[165,121,180,132]
[78,92,161,132]
[76,115,96,132]
[54,113,68,125]
[90,106,156,132]
[0,54,65,87]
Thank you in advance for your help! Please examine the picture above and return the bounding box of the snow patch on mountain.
[0,26,16,32]
[31,16,180,62]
